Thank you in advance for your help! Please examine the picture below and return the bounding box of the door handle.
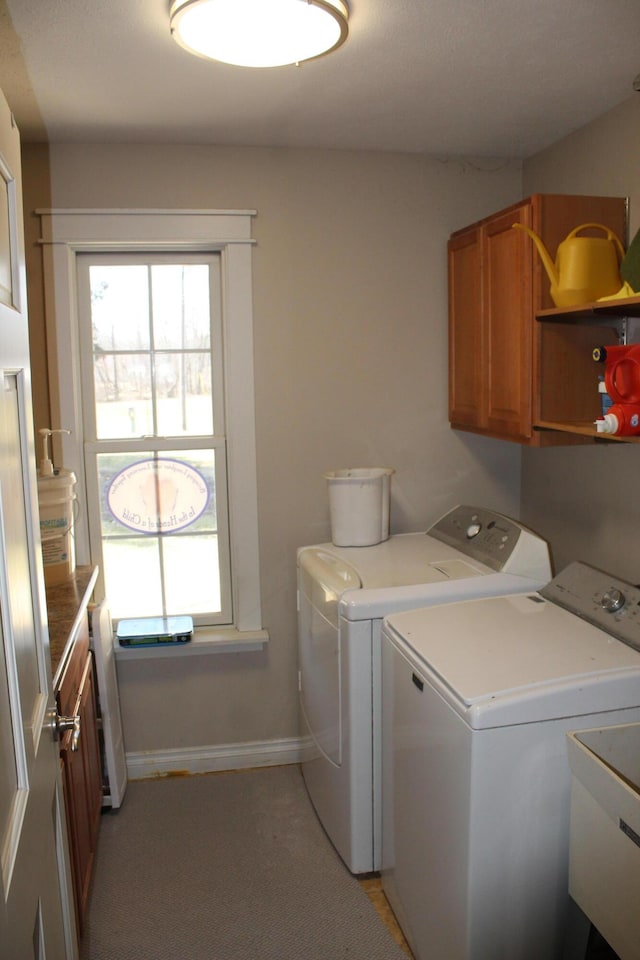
[55,713,81,752]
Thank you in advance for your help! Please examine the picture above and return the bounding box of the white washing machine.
[381,560,640,960]
[297,504,552,874]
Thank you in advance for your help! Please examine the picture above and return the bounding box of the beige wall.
[521,94,640,582]
[23,143,524,754]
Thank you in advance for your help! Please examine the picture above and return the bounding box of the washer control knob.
[466,522,482,539]
[601,588,626,614]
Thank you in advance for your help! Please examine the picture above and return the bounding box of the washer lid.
[384,593,640,728]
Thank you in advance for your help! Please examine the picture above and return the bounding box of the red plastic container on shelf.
[595,401,640,436]
[593,343,640,404]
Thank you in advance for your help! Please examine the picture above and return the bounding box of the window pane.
[103,538,163,620]
[97,449,220,619]
[156,353,213,436]
[89,262,215,440]
[151,264,211,349]
[95,355,153,438]
[162,536,222,615]
[89,265,150,351]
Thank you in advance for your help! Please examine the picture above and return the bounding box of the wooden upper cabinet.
[448,194,628,445]
[483,203,534,441]
[448,226,483,429]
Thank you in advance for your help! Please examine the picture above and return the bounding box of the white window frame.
[38,209,262,635]
[78,250,233,627]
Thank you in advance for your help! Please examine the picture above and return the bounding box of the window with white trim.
[77,252,232,624]
[39,210,262,636]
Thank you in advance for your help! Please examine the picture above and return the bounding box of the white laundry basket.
[324,468,394,547]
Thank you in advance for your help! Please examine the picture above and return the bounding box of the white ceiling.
[1,0,639,158]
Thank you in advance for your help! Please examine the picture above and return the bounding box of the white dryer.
[381,561,640,960]
[297,504,552,874]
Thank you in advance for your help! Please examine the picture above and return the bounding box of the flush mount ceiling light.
[170,0,349,68]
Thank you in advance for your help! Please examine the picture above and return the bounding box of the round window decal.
[107,458,210,534]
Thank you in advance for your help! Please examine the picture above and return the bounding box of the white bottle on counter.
[37,429,77,586]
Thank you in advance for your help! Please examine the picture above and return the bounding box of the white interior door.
[0,88,71,958]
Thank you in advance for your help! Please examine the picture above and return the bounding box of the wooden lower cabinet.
[57,616,102,937]
[448,193,628,445]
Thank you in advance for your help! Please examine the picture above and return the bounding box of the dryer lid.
[300,531,492,591]
[297,547,361,593]
[297,505,551,597]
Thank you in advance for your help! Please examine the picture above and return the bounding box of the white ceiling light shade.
[170,0,349,68]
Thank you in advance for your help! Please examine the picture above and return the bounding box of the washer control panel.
[429,504,549,577]
[541,560,640,652]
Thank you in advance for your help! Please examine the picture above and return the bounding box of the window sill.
[113,626,268,660]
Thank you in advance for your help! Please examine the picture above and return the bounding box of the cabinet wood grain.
[59,649,102,935]
[448,194,628,445]
[50,569,102,938]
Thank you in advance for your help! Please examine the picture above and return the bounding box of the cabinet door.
[61,653,102,935]
[448,194,628,444]
[448,227,485,429]
[483,204,533,441]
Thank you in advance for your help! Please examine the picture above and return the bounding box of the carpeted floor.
[80,764,409,959]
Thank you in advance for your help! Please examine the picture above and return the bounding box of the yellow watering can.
[512,222,625,308]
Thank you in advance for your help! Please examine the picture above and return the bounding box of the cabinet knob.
[54,713,81,752]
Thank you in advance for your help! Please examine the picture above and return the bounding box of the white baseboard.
[126,736,304,780]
